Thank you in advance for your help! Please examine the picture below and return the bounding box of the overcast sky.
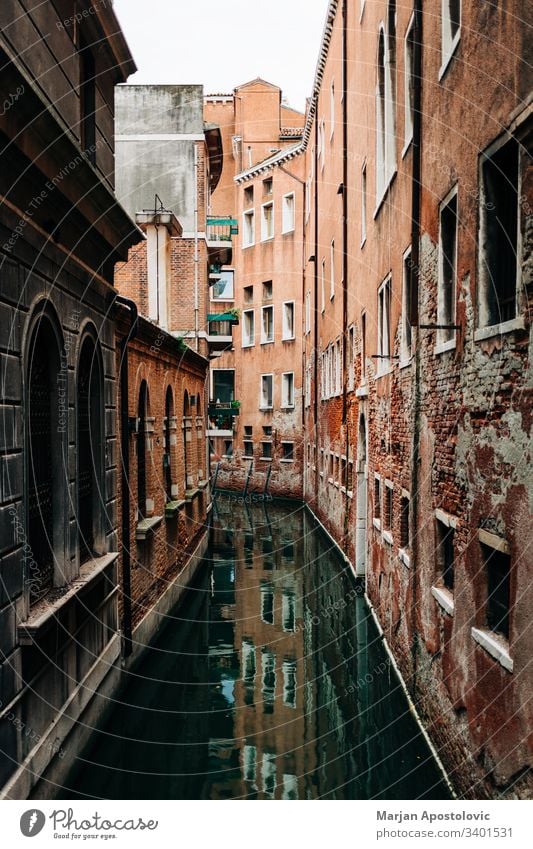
[114,0,328,112]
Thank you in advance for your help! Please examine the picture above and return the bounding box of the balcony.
[208,401,240,436]
[206,215,238,266]
[207,312,239,353]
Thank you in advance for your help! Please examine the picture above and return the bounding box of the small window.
[262,280,273,301]
[437,188,458,345]
[263,177,273,195]
[260,374,273,409]
[479,137,520,328]
[330,240,335,299]
[261,202,274,240]
[261,441,273,459]
[400,496,410,549]
[437,520,455,591]
[243,209,255,247]
[377,277,391,373]
[361,162,367,244]
[282,301,295,340]
[211,269,235,301]
[281,442,294,461]
[361,311,367,380]
[261,305,274,344]
[282,193,295,233]
[263,425,272,436]
[401,248,413,360]
[441,0,461,75]
[384,484,393,531]
[243,441,254,458]
[374,477,381,520]
[281,372,294,408]
[244,425,253,437]
[330,80,335,138]
[260,581,274,624]
[348,326,355,390]
[404,15,415,149]
[484,545,511,640]
[242,309,255,347]
[223,439,233,458]
[305,291,311,335]
[244,185,254,205]
[321,259,326,312]
[243,285,254,304]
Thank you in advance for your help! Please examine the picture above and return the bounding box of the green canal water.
[58,499,451,800]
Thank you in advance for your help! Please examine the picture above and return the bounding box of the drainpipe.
[410,0,423,685]
[341,0,348,427]
[116,295,138,659]
[194,144,200,352]
[313,109,319,503]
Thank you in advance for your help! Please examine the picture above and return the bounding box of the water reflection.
[57,499,450,800]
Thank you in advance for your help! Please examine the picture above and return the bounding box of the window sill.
[282,335,296,342]
[259,406,273,412]
[260,339,274,346]
[355,384,368,398]
[439,34,461,82]
[281,405,295,411]
[376,367,393,379]
[360,236,366,249]
[474,316,525,342]
[471,627,513,673]
[242,243,255,250]
[434,337,457,355]
[260,236,275,244]
[17,553,119,644]
[399,548,411,568]
[346,490,353,499]
[372,517,381,531]
[432,585,454,616]
[198,479,209,490]
[165,500,186,519]
[399,356,413,370]
[282,228,295,236]
[401,136,413,159]
[136,516,163,540]
[260,457,273,463]
[242,342,255,348]
[280,458,294,464]
[373,168,397,219]
[382,529,393,546]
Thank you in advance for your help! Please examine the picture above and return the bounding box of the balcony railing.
[206,216,238,243]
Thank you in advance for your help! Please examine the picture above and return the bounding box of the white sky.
[114,0,328,112]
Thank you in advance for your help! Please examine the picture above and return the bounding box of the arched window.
[26,313,64,604]
[164,386,174,502]
[77,335,104,562]
[137,380,148,519]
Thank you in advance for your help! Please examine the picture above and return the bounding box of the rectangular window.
[330,240,335,299]
[242,309,255,347]
[244,425,253,437]
[263,177,273,196]
[479,137,519,328]
[243,209,255,247]
[243,285,254,304]
[348,326,355,390]
[211,269,234,301]
[374,477,381,521]
[377,277,391,373]
[262,280,273,301]
[361,311,367,380]
[263,425,272,436]
[260,581,274,624]
[261,202,274,241]
[484,545,511,639]
[321,259,326,312]
[281,442,294,461]
[261,441,273,459]
[404,15,415,149]
[400,496,410,549]
[211,369,235,404]
[260,374,273,409]
[437,187,458,346]
[282,192,295,233]
[305,291,311,335]
[243,441,254,458]
[441,0,461,75]
[223,439,233,458]
[261,305,274,344]
[244,185,254,205]
[361,162,367,245]
[335,340,341,395]
[330,80,335,138]
[384,483,393,531]
[281,372,294,408]
[401,248,413,360]
[437,520,455,591]
[282,301,295,340]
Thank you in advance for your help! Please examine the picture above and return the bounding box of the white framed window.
[401,246,413,362]
[282,301,295,340]
[319,118,326,170]
[360,310,367,382]
[260,374,273,409]
[243,208,255,247]
[281,372,295,408]
[321,259,326,312]
[330,80,335,138]
[376,20,396,202]
[377,276,391,375]
[242,309,255,347]
[477,135,520,333]
[261,305,274,344]
[404,14,415,151]
[335,339,342,395]
[282,192,295,233]
[361,161,367,245]
[305,178,311,220]
[211,269,234,301]
[440,0,461,79]
[348,326,355,390]
[330,240,335,299]
[305,291,311,335]
[261,202,274,241]
[436,185,458,351]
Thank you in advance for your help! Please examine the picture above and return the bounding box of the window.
[377,277,391,373]
[376,11,396,199]
[401,248,413,360]
[437,188,458,347]
[335,339,341,395]
[260,374,273,409]
[348,326,355,390]
[400,496,410,549]
[384,483,393,531]
[361,162,367,244]
[260,581,274,624]
[318,118,326,170]
[243,441,254,458]
[281,442,294,461]
[211,369,235,404]
[374,476,381,521]
[242,309,255,347]
[223,439,233,458]
[263,426,272,436]
[281,372,294,408]
[244,185,254,205]
[263,177,273,195]
[243,209,255,247]
[137,381,148,518]
[262,280,273,301]
[261,441,273,459]
[163,387,174,503]
[376,29,387,198]
[80,37,96,162]
[440,0,461,77]
[330,240,335,299]
[361,311,367,380]
[321,259,326,312]
[404,15,415,149]
[244,425,253,437]
[211,269,234,301]
[478,137,520,329]
[436,520,455,591]
[261,305,274,344]
[282,301,295,340]
[282,193,295,233]
[282,591,296,632]
[244,285,254,304]
[77,336,104,561]
[305,291,311,335]
[330,80,335,138]
[282,659,297,708]
[261,202,274,240]
[484,545,511,640]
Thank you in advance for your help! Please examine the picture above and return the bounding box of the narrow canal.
[59,499,451,800]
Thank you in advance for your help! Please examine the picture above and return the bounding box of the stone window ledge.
[136,516,163,541]
[434,338,456,356]
[432,585,454,616]
[474,316,525,343]
[165,500,186,519]
[399,548,411,568]
[372,517,381,531]
[185,488,200,501]
[472,627,513,673]
[382,529,393,546]
[18,553,119,644]
[355,384,369,398]
[198,479,210,490]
